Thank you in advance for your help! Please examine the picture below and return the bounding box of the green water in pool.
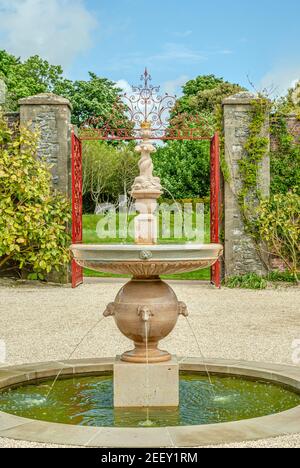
[0,373,299,428]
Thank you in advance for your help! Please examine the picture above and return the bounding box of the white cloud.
[260,65,300,97]
[163,75,189,96]
[149,43,206,63]
[115,74,188,98]
[115,79,132,94]
[0,0,97,67]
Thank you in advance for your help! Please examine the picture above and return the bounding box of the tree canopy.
[171,74,244,119]
[0,50,65,111]
[153,75,245,200]
[0,50,126,128]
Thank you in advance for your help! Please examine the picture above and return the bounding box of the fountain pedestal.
[114,356,179,408]
[104,278,188,363]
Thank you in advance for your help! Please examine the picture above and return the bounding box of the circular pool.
[1,372,299,428]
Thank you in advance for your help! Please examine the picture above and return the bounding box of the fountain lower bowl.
[71,243,223,276]
[0,359,300,447]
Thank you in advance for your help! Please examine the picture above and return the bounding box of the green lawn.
[83,213,211,281]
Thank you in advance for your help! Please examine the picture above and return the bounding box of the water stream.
[184,316,215,396]
[160,186,183,217]
[45,316,106,400]
[139,321,153,427]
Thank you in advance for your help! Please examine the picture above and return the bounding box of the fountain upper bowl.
[71,243,223,277]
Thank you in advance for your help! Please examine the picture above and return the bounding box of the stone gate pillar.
[222,92,270,277]
[19,93,73,284]
[0,79,7,106]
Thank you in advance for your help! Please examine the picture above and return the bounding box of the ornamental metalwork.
[71,131,83,288]
[79,68,214,141]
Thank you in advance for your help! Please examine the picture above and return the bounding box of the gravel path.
[0,278,299,448]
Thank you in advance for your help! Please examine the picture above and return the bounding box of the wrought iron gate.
[71,131,83,288]
[71,70,222,288]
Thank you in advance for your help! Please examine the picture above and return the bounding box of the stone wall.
[18,93,73,283]
[286,114,300,143]
[19,94,72,197]
[222,93,270,277]
[4,112,20,131]
[270,114,300,151]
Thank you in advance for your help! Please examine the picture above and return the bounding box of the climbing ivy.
[238,97,270,208]
[238,99,299,279]
[215,104,231,183]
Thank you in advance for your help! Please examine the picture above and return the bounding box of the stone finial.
[222,92,258,106]
[0,80,7,105]
[18,93,72,110]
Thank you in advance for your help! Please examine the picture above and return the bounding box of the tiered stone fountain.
[1,75,300,447]
[71,121,223,407]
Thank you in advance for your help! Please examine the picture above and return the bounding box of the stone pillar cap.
[18,93,72,109]
[222,92,258,106]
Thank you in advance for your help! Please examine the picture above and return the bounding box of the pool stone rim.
[0,357,300,447]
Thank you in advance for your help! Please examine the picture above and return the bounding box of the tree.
[172,74,244,121]
[0,50,66,111]
[56,72,129,128]
[154,76,244,200]
[82,141,139,211]
[0,50,129,129]
[0,113,71,278]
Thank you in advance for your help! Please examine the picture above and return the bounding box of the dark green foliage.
[224,271,297,289]
[172,74,244,120]
[55,72,127,127]
[270,116,300,196]
[0,50,65,111]
[224,273,268,290]
[0,50,128,128]
[153,141,210,199]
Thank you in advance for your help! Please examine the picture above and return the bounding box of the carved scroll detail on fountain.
[76,259,215,277]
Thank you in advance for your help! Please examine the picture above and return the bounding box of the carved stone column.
[131,122,162,244]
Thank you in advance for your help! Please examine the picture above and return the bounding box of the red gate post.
[71,130,83,288]
[210,133,221,288]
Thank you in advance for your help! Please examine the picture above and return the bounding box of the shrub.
[224,271,297,290]
[0,114,71,278]
[270,116,300,196]
[254,192,299,282]
[224,273,268,290]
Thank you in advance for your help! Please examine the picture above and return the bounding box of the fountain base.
[121,346,171,364]
[114,356,179,408]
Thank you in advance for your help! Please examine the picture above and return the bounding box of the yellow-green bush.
[0,114,71,279]
[255,192,300,281]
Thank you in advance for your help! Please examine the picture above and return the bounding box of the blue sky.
[0,0,299,96]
